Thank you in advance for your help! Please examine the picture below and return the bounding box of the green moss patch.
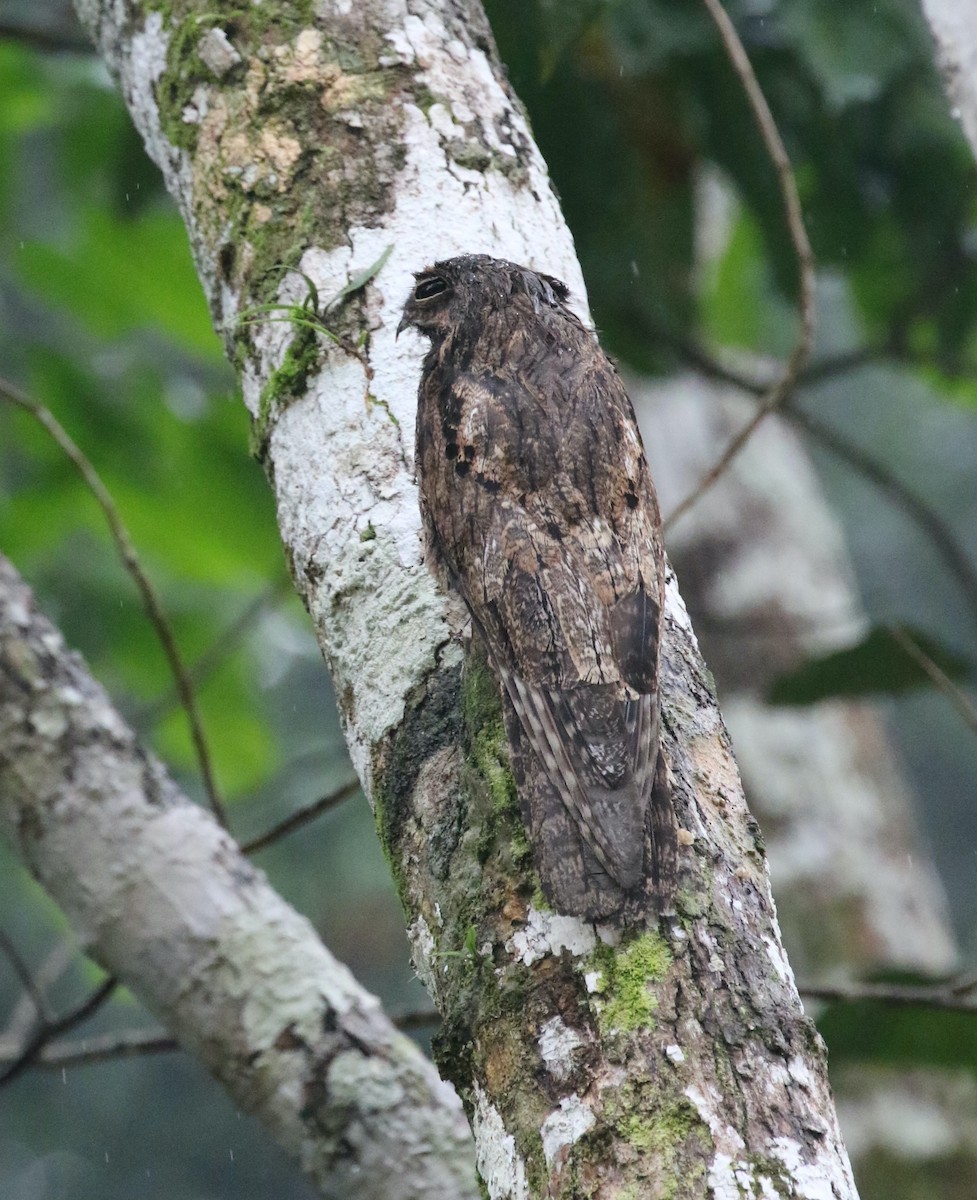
[590,932,672,1034]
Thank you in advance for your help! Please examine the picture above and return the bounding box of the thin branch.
[0,1011,439,1071]
[0,1029,177,1069]
[13,976,977,1079]
[691,606,865,643]
[0,976,117,1088]
[13,973,977,1079]
[666,0,816,530]
[650,333,977,638]
[886,623,977,737]
[800,346,883,388]
[0,930,48,1025]
[0,1002,434,1074]
[134,579,291,728]
[800,972,977,1013]
[646,325,881,399]
[0,375,227,829]
[787,406,977,632]
[239,778,361,855]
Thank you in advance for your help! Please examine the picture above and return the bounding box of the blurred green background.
[1,0,976,1196]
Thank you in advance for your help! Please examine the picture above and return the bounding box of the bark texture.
[64,0,860,1195]
[919,1,977,159]
[0,554,478,1200]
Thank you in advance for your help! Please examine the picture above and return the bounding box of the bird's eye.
[414,276,447,302]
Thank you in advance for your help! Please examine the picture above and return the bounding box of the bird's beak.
[396,313,411,340]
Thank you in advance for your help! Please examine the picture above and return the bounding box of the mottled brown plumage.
[400,254,676,920]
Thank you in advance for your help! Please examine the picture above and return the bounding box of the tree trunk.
[57,0,859,1194]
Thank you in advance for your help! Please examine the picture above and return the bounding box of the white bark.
[919,0,977,158]
[0,554,478,1200]
[56,1,862,1195]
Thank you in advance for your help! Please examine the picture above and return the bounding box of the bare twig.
[800,346,883,388]
[12,971,977,1080]
[788,406,977,632]
[393,1009,440,1031]
[0,376,227,829]
[691,606,865,643]
[0,930,48,1025]
[12,974,977,1081]
[800,971,977,1013]
[135,579,291,728]
[0,1029,177,1069]
[0,1002,434,1075]
[0,976,117,1088]
[0,1005,438,1072]
[666,0,816,530]
[240,778,361,855]
[645,326,880,399]
[886,624,977,737]
[648,332,977,638]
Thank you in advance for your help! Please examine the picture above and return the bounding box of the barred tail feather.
[648,750,678,910]
[502,671,646,888]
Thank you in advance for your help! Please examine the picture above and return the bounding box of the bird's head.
[397,254,571,341]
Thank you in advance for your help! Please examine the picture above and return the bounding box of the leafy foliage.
[488,0,977,376]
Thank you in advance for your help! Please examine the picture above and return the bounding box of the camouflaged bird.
[400,254,677,920]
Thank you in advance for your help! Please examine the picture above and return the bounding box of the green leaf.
[768,626,971,705]
[325,244,394,310]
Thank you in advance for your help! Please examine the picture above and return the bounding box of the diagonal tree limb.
[0,552,477,1200]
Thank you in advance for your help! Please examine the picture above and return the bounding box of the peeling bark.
[0,554,477,1200]
[59,1,861,1195]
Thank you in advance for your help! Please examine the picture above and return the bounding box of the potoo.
[400,254,677,921]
